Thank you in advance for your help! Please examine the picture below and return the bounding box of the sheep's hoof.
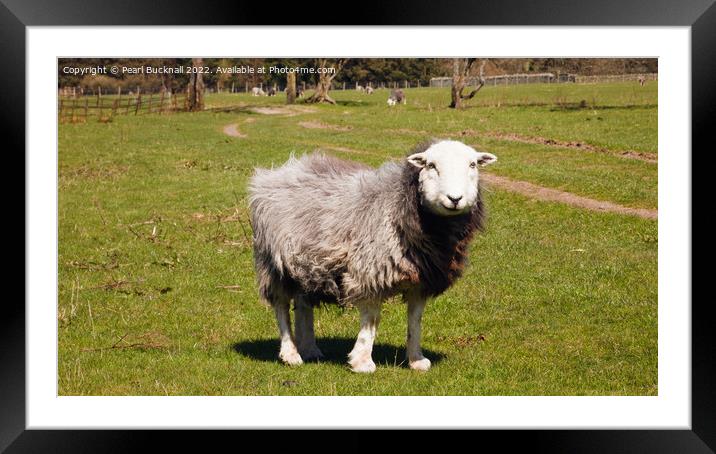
[279,350,304,366]
[409,357,432,372]
[349,358,377,374]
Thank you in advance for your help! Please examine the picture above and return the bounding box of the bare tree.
[449,58,487,109]
[187,58,205,111]
[286,72,297,105]
[306,58,348,104]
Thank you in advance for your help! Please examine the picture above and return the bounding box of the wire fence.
[573,73,658,84]
[430,72,657,87]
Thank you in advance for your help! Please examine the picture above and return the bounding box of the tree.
[187,58,205,111]
[449,58,487,109]
[286,72,297,104]
[306,58,348,104]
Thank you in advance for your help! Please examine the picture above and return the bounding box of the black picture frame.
[5,0,712,451]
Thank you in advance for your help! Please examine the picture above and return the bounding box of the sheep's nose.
[447,195,463,205]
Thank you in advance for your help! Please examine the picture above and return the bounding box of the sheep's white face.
[387,98,396,106]
[407,140,497,216]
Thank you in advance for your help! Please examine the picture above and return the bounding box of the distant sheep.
[267,87,277,96]
[251,87,266,96]
[387,88,406,106]
[365,86,374,94]
[284,86,305,98]
[249,140,497,373]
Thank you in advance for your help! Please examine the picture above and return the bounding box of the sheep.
[387,88,406,106]
[296,86,305,98]
[267,87,277,96]
[251,87,266,96]
[365,86,374,94]
[286,86,305,98]
[248,139,497,373]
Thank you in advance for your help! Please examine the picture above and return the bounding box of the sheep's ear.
[476,152,497,167]
[407,152,427,168]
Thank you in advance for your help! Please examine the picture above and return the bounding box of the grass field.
[58,83,658,395]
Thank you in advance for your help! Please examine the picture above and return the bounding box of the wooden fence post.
[148,93,154,114]
[135,94,142,115]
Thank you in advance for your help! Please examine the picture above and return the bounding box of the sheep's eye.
[470,162,477,169]
[427,163,436,170]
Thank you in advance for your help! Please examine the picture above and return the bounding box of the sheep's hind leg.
[294,295,324,361]
[405,292,431,371]
[348,302,382,373]
[273,296,303,366]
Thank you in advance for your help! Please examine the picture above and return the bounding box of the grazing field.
[58,82,658,395]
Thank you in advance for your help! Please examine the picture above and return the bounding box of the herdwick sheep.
[387,88,406,106]
[287,86,306,98]
[251,87,266,96]
[248,140,497,373]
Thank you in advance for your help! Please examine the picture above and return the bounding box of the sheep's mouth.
[441,203,464,214]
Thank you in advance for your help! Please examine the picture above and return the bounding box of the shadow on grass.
[459,102,657,111]
[333,100,368,107]
[549,103,658,112]
[233,337,445,368]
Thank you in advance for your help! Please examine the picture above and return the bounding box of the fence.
[58,91,188,123]
[573,73,658,84]
[430,72,657,88]
[206,80,428,93]
[430,73,575,88]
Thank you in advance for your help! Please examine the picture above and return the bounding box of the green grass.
[58,82,657,395]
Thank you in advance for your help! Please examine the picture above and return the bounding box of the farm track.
[482,173,657,220]
[467,130,658,163]
[222,123,247,138]
[299,121,657,163]
[224,118,657,220]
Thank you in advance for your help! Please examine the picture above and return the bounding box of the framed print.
[6,0,713,451]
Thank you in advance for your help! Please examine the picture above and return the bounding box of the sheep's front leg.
[273,298,303,366]
[348,302,382,373]
[406,293,431,371]
[294,296,324,361]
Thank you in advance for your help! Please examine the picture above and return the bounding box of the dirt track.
[482,173,657,220]
[222,123,247,138]
[222,121,657,220]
